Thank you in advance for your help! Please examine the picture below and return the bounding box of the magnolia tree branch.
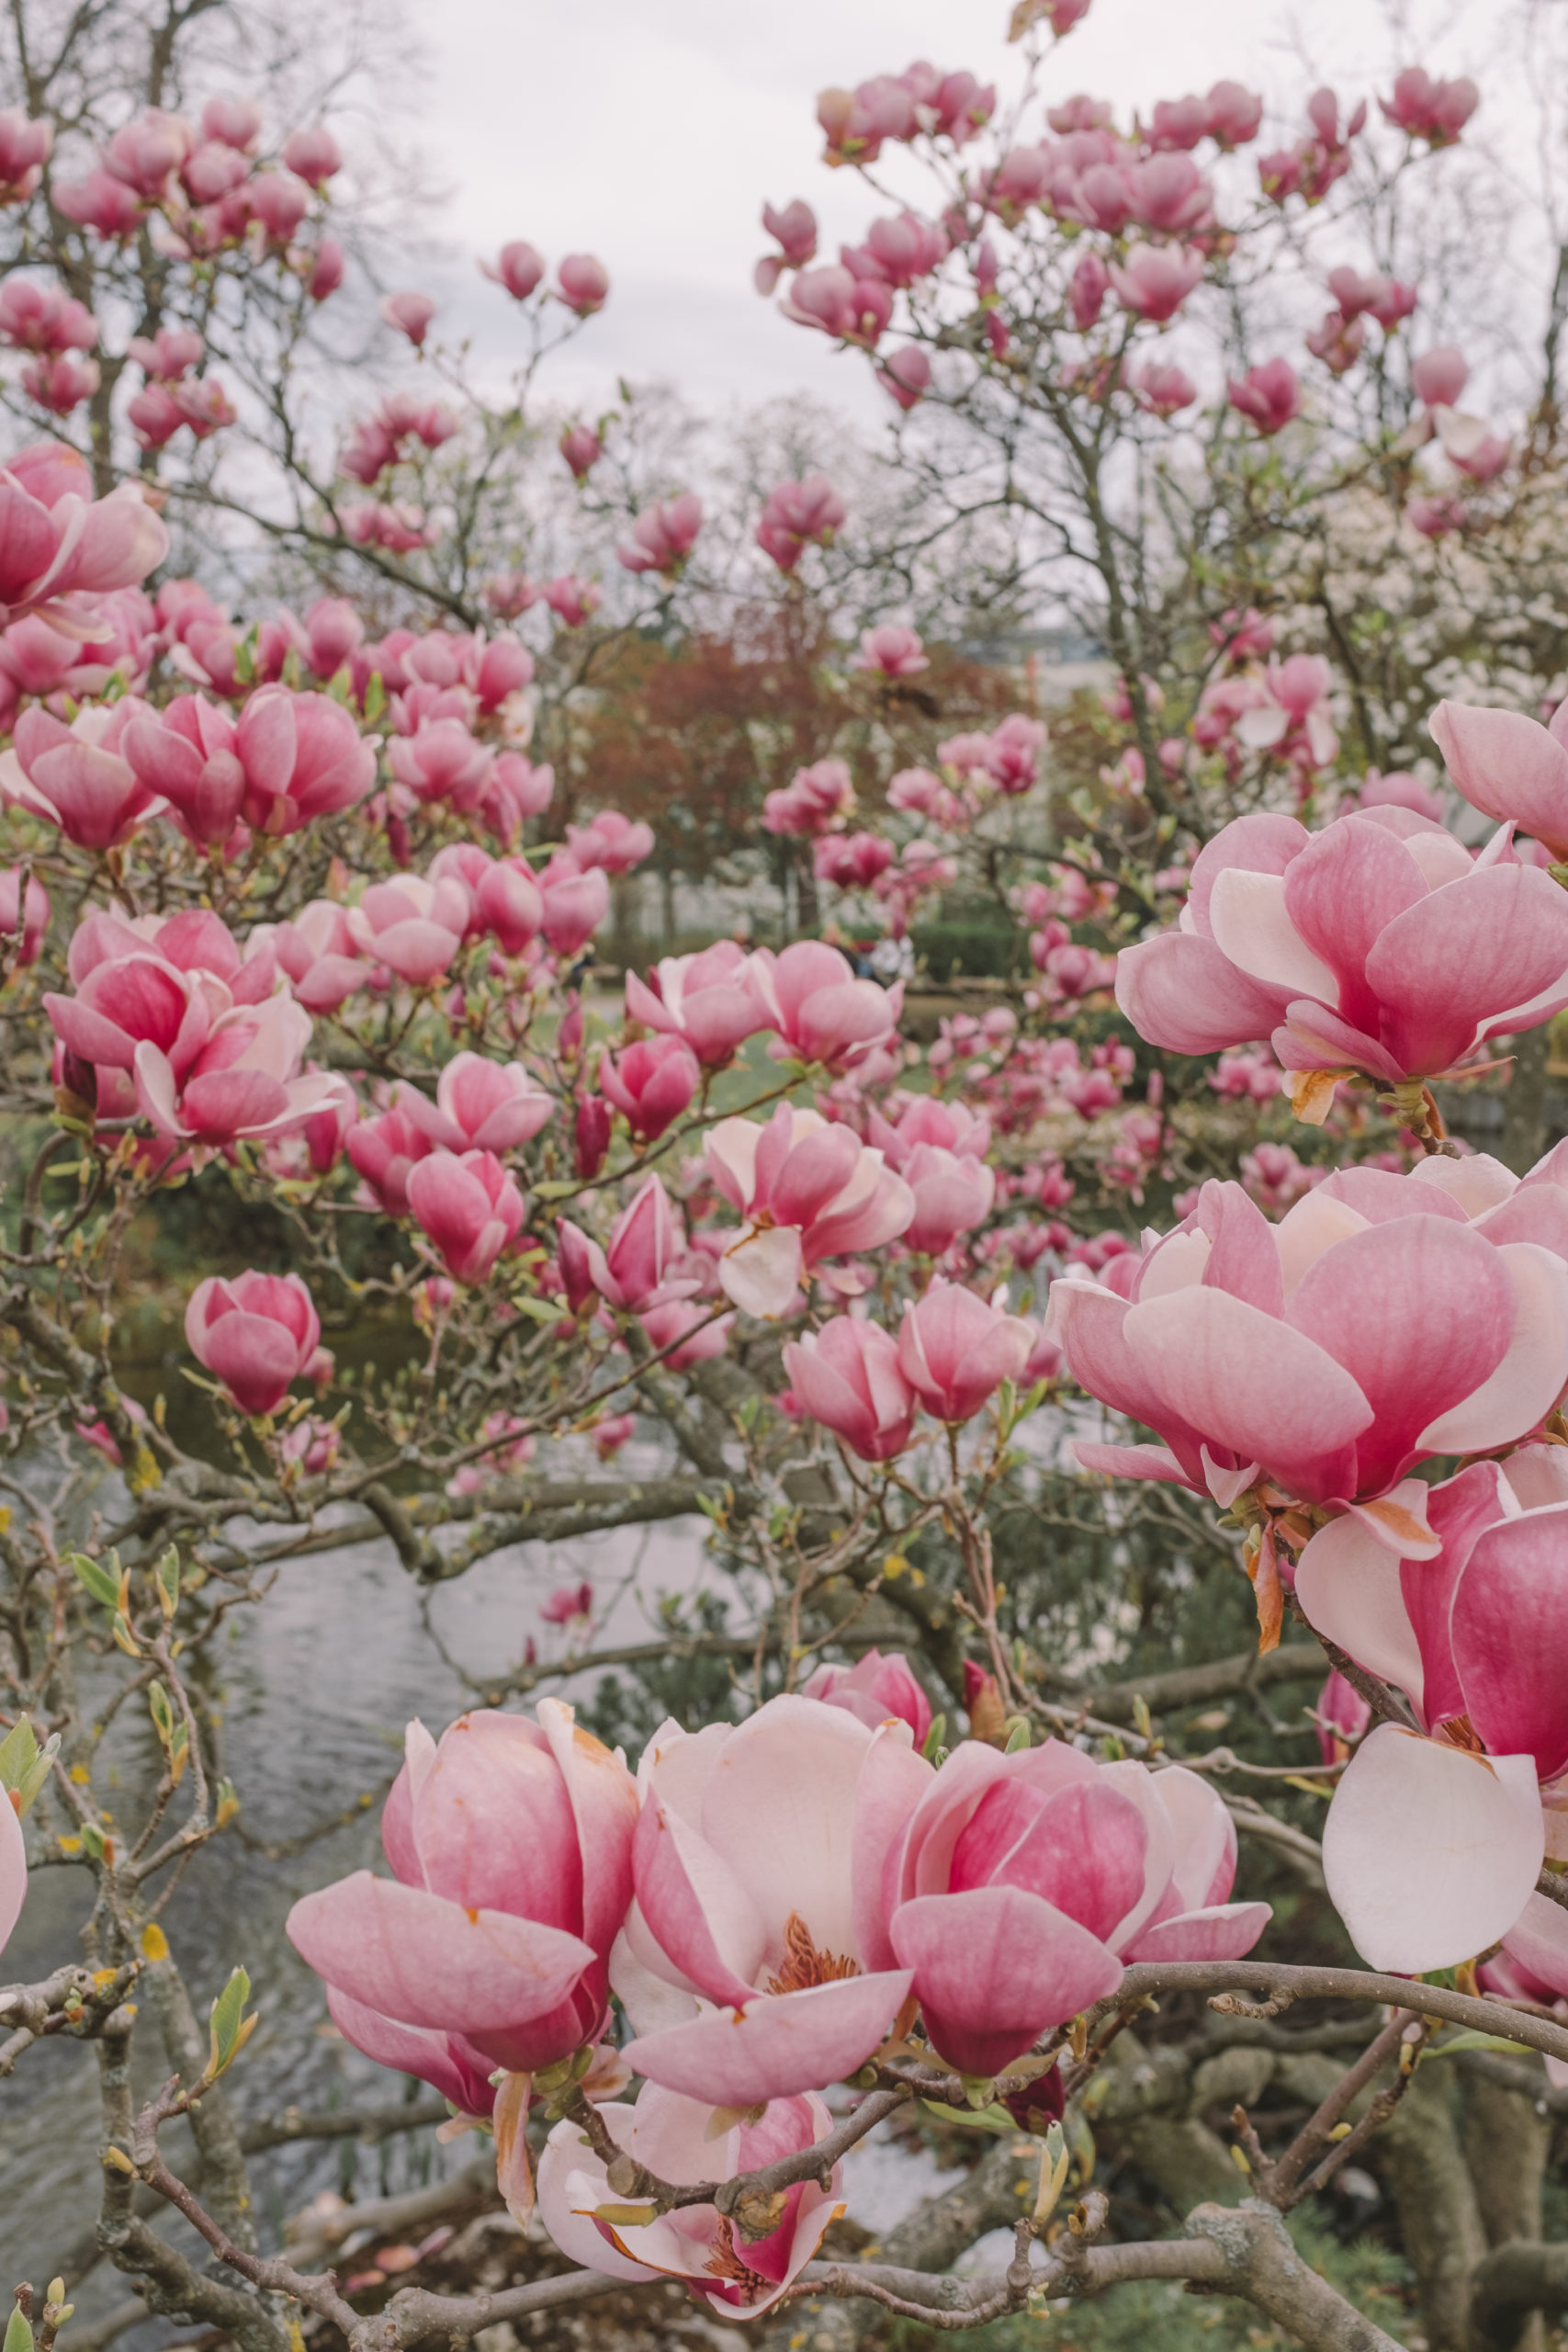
[796,2198,1408,2350]
[0,1963,139,2076]
[1110,1962,1568,2064]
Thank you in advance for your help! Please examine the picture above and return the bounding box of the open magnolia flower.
[706,1102,914,1316]
[1114,805,1568,1111]
[539,2080,842,2315]
[1048,1170,1568,1554]
[612,1695,921,2104]
[875,1742,1269,2078]
[1298,1447,1568,1976]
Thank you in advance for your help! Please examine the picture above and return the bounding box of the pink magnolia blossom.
[625,941,773,1065]
[558,1172,685,1315]
[756,476,844,571]
[1114,803,1568,1086]
[112,695,232,846]
[853,623,928,678]
[557,253,609,314]
[483,240,546,300]
[388,718,492,813]
[54,168,142,239]
[902,1144,996,1254]
[780,263,881,341]
[0,278,97,354]
[802,1648,931,1744]
[897,1281,1032,1422]
[476,856,545,955]
[1433,405,1510,481]
[1227,358,1301,435]
[538,2080,841,2314]
[485,752,553,842]
[254,899,364,1014]
[201,98,259,149]
[0,442,167,628]
[878,346,932,409]
[378,290,437,345]
[565,810,654,873]
[542,574,601,628]
[0,110,52,203]
[182,140,248,202]
[20,353,99,415]
[538,858,610,956]
[868,1094,991,1170]
[816,831,894,888]
[1205,80,1263,145]
[613,1696,919,2103]
[1298,1446,1568,1973]
[407,1148,525,1283]
[102,108,191,197]
[1430,697,1568,857]
[249,170,310,241]
[705,1103,914,1317]
[1381,67,1479,145]
[0,867,49,965]
[761,757,855,839]
[2,697,163,847]
[303,236,345,300]
[396,1054,555,1153]
[750,939,901,1069]
[558,423,602,478]
[1413,345,1468,407]
[541,1579,593,1626]
[638,1291,731,1369]
[347,873,468,985]
[1314,1668,1371,1766]
[755,198,818,298]
[1132,360,1197,417]
[880,1744,1268,2078]
[288,1702,638,2086]
[346,1104,434,1215]
[186,1271,321,1415]
[282,126,342,187]
[1068,253,1110,330]
[1108,243,1204,322]
[1305,308,1366,375]
[1047,1168,1568,1535]
[136,983,333,1150]
[616,494,702,577]
[598,1035,701,1140]
[783,1319,916,1462]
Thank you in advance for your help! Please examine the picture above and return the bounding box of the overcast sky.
[412,0,1505,424]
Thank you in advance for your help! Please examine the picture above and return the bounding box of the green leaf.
[921,1713,947,1762]
[363,671,386,725]
[154,1547,181,1618]
[207,1965,254,2079]
[69,1552,124,1612]
[148,1682,175,1747]
[920,2098,1016,2134]
[0,1716,39,1793]
[1003,1717,1031,1755]
[6,2304,36,2352]
[508,1295,566,1324]
[1423,2029,1536,2059]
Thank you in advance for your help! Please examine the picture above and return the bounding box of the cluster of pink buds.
[1258,88,1367,207]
